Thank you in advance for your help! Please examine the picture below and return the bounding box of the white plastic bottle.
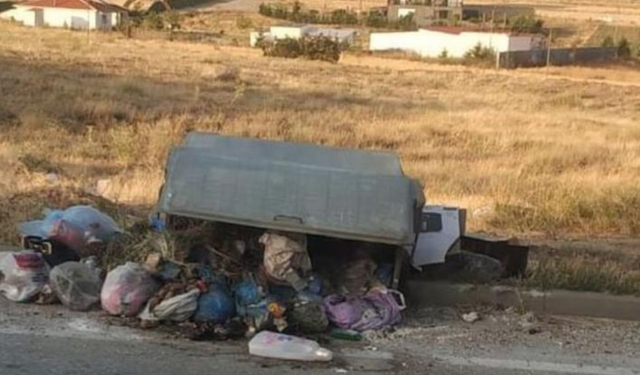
[248,331,333,362]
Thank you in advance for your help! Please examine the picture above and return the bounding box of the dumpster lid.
[158,133,423,245]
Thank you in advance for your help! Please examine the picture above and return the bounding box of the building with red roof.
[1,0,126,29]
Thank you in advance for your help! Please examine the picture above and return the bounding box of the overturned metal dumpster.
[156,132,425,288]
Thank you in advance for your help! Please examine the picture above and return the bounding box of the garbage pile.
[1,205,407,361]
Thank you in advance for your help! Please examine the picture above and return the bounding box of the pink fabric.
[324,289,403,331]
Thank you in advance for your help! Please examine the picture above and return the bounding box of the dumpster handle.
[273,215,304,224]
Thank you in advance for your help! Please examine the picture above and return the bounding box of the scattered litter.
[101,262,159,316]
[248,331,333,362]
[324,288,405,331]
[50,261,102,311]
[183,318,247,341]
[330,328,362,341]
[0,251,49,302]
[462,312,480,323]
[288,298,329,334]
[194,283,236,323]
[140,288,200,327]
[45,173,60,183]
[335,369,348,374]
[35,284,58,305]
[260,231,311,291]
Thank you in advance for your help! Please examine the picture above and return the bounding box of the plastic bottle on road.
[248,331,333,362]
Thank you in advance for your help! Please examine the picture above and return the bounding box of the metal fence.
[497,47,618,69]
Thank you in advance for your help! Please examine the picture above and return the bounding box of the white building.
[250,25,357,47]
[369,27,545,58]
[0,0,126,30]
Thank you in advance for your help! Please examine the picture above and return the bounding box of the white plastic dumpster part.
[248,331,333,362]
[411,206,464,267]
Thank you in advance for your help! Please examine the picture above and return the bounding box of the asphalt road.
[3,331,612,375]
[1,251,639,375]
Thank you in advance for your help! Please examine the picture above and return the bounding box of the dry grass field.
[1,20,640,235]
[1,19,640,290]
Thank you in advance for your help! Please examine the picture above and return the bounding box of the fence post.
[546,27,553,71]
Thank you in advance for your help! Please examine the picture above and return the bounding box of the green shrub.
[142,11,164,30]
[365,10,387,28]
[509,15,544,34]
[259,36,343,63]
[617,38,631,59]
[395,13,416,31]
[601,36,615,48]
[464,43,495,60]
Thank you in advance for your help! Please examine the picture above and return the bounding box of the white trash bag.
[50,261,103,311]
[139,289,200,323]
[0,251,49,302]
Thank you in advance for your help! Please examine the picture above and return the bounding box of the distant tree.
[617,38,631,59]
[509,15,544,34]
[601,35,615,48]
[438,48,448,59]
[164,10,181,31]
[396,13,416,31]
[464,43,495,60]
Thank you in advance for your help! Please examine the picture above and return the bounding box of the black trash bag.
[287,298,329,334]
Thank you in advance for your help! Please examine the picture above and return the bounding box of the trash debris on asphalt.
[139,288,200,327]
[0,250,49,302]
[101,262,159,316]
[248,331,333,361]
[7,194,416,359]
[462,311,480,323]
[324,288,405,331]
[19,205,122,259]
[49,261,102,311]
[260,231,312,292]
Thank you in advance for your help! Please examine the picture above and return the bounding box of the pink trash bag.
[324,288,406,331]
[101,262,159,316]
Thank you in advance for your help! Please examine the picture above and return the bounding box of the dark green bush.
[259,36,343,63]
[617,38,631,59]
[509,15,544,34]
[464,43,496,61]
[601,36,615,48]
[258,2,413,29]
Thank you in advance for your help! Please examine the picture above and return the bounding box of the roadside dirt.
[3,293,640,371]
[370,306,640,370]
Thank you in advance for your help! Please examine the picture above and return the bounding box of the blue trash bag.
[234,279,261,306]
[194,285,236,323]
[19,206,121,255]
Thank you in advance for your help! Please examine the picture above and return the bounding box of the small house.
[0,0,126,30]
[369,27,545,58]
[250,25,357,47]
[387,0,464,27]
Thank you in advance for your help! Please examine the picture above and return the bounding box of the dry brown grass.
[1,21,640,248]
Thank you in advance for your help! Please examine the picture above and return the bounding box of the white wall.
[250,31,272,47]
[270,26,306,40]
[508,35,535,51]
[397,8,415,18]
[370,29,537,58]
[1,6,119,29]
[0,7,36,26]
